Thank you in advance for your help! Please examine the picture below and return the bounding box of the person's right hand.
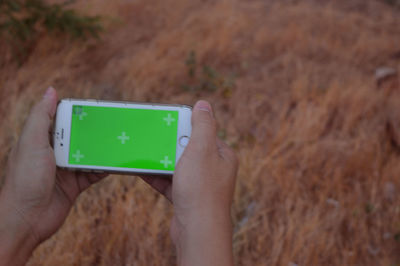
[141,100,238,266]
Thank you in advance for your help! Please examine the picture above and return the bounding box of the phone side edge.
[54,100,72,167]
[175,106,192,165]
[62,98,193,110]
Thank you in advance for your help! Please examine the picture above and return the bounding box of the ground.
[1,0,400,265]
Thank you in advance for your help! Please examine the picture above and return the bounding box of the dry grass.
[1,0,400,265]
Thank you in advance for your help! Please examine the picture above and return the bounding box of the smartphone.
[53,99,192,175]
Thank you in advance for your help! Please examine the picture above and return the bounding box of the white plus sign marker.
[117,132,130,144]
[163,113,175,126]
[72,150,84,162]
[79,111,87,120]
[160,156,173,168]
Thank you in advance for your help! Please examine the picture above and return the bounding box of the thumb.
[19,87,58,149]
[187,100,217,153]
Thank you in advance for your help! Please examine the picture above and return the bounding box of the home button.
[179,136,189,147]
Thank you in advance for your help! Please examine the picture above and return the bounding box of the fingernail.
[43,86,54,99]
[194,100,212,113]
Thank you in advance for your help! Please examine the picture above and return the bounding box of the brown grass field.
[1,0,400,265]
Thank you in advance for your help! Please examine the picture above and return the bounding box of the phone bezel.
[53,99,192,175]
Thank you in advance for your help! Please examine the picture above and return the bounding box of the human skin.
[142,100,238,266]
[0,87,238,266]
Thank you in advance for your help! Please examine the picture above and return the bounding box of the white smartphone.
[53,99,192,175]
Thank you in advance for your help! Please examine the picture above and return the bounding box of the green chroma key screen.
[68,105,179,171]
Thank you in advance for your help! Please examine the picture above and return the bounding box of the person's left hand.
[0,87,108,266]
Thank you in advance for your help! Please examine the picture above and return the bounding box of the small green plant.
[182,50,236,94]
[0,0,102,63]
[383,0,400,7]
[185,50,196,78]
[364,202,375,214]
[395,232,400,243]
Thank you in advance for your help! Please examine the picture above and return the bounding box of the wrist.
[171,207,234,266]
[0,191,39,266]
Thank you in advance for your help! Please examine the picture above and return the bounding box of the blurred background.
[1,0,400,265]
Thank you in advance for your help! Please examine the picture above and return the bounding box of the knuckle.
[31,101,51,121]
[188,138,217,155]
[31,102,44,115]
[197,116,216,130]
[195,109,215,125]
